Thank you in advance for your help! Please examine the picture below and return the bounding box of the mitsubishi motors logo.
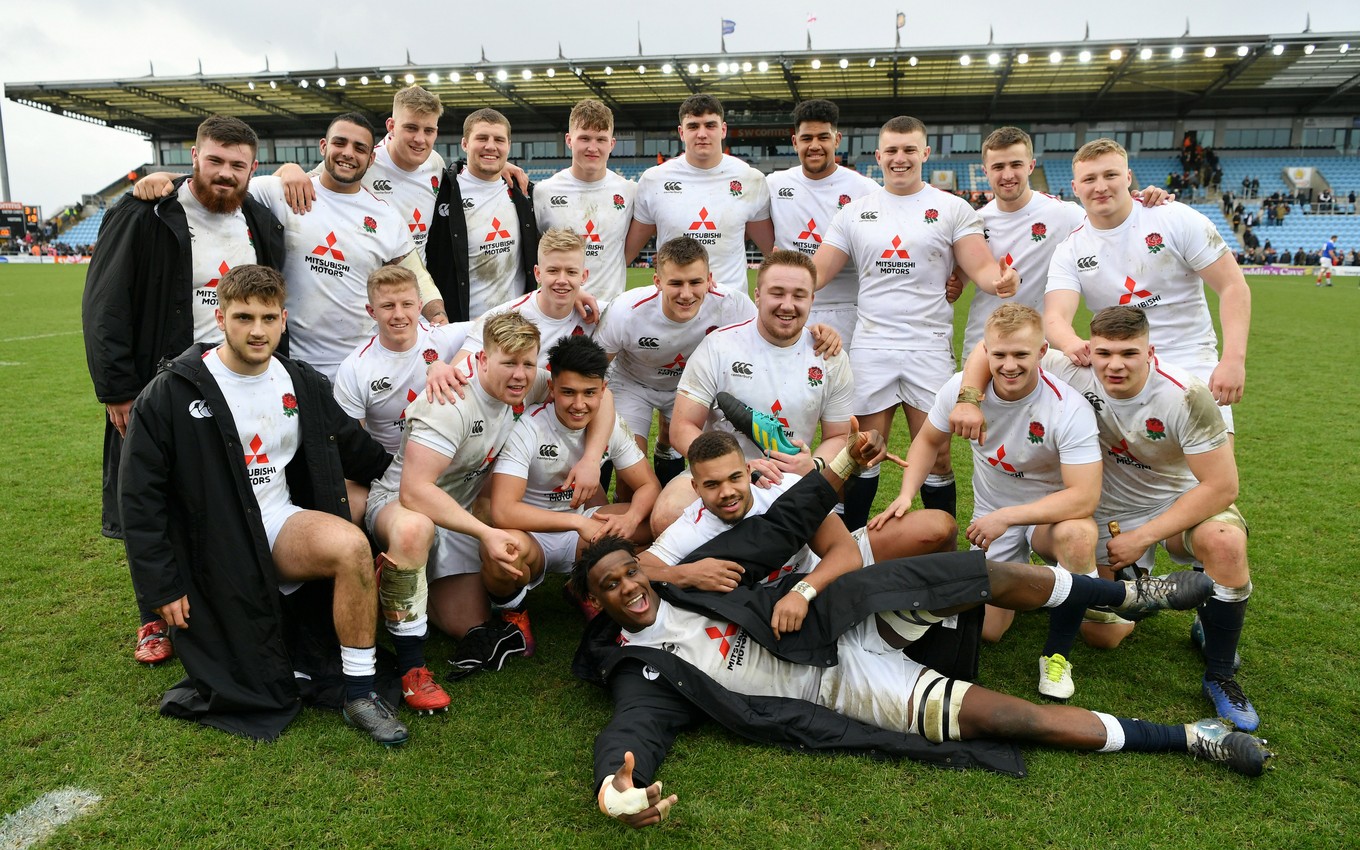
[770,399,790,431]
[583,219,602,242]
[485,217,512,242]
[206,260,230,288]
[986,444,1019,475]
[409,207,427,234]
[1003,252,1014,267]
[705,624,739,657]
[658,352,687,377]
[1108,439,1151,469]
[689,207,717,231]
[797,218,822,243]
[881,235,910,259]
[1119,276,1153,305]
[398,388,418,421]
[312,232,345,261]
[244,434,270,465]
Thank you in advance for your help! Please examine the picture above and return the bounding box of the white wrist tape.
[598,776,653,817]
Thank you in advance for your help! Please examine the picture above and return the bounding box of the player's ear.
[366,303,376,319]
[534,264,543,284]
[214,307,225,331]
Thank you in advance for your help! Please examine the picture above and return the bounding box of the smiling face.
[876,129,930,196]
[320,120,375,190]
[587,548,659,631]
[690,449,754,525]
[534,248,588,319]
[367,281,422,351]
[462,120,510,181]
[477,340,538,406]
[1090,332,1153,399]
[984,322,1047,401]
[793,120,841,179]
[549,369,606,431]
[983,142,1035,209]
[385,106,439,172]
[679,111,727,169]
[215,295,285,376]
[190,138,256,214]
[1072,151,1135,226]
[755,263,814,346]
[655,258,713,323]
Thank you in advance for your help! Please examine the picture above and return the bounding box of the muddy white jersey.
[332,321,472,454]
[496,403,645,511]
[370,366,550,509]
[594,283,756,392]
[634,155,771,288]
[179,181,259,345]
[203,349,298,521]
[823,185,984,351]
[965,192,1086,353]
[1046,202,1229,369]
[533,169,636,302]
[463,291,595,367]
[929,370,1099,515]
[1041,352,1228,519]
[457,169,525,317]
[677,319,854,461]
[621,597,823,701]
[249,174,413,379]
[766,165,880,309]
[364,145,444,263]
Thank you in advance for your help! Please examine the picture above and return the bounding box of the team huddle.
[82,86,1271,824]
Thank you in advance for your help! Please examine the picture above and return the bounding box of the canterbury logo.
[538,444,559,458]
[663,181,683,192]
[462,198,474,209]
[471,419,484,435]
[550,195,568,206]
[438,203,450,216]
[777,187,794,198]
[1082,391,1105,412]
[731,362,753,376]
[637,337,660,349]
[370,377,392,392]
[188,400,213,419]
[1077,255,1098,270]
[371,179,392,192]
[859,211,878,220]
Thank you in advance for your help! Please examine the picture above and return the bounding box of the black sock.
[488,589,522,608]
[1117,717,1188,753]
[920,481,957,517]
[1199,596,1247,678]
[344,673,375,703]
[140,606,163,626]
[841,472,879,531]
[1043,573,1125,657]
[393,633,426,674]
[653,454,686,488]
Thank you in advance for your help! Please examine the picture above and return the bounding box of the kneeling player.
[488,336,661,641]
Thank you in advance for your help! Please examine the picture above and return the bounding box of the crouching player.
[488,336,661,641]
[331,265,472,713]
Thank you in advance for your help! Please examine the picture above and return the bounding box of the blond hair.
[366,265,419,302]
[392,85,442,119]
[985,303,1043,338]
[538,227,586,261]
[569,99,614,134]
[483,310,541,358]
[1073,138,1128,167]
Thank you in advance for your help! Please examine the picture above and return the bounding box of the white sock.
[1095,711,1125,753]
[1041,565,1073,608]
[340,645,377,678]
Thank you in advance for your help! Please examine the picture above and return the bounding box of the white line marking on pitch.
[0,361,22,366]
[0,788,101,850]
[0,330,81,343]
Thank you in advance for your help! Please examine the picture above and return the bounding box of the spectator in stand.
[1250,177,1260,198]
[1242,209,1257,229]
[1348,189,1356,213]
[1293,247,1307,265]
[1277,202,1290,226]
[1316,190,1333,213]
[1263,244,1277,265]
[1221,190,1234,216]
[1242,228,1259,251]
[1305,248,1320,265]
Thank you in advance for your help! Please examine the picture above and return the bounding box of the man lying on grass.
[570,431,1272,827]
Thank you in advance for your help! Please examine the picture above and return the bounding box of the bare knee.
[1051,518,1096,561]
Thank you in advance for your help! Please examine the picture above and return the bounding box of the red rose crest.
[247,228,254,247]
[924,208,939,224]
[429,175,440,197]
[1145,232,1165,254]
[1027,420,1045,444]
[1145,418,1166,440]
[1031,222,1047,242]
[808,366,824,387]
[512,402,526,420]
[282,393,298,417]
[729,180,743,197]
[422,348,439,364]
[362,216,377,234]
[612,193,626,210]
[837,194,851,209]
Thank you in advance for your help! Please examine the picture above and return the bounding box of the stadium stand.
[62,210,106,246]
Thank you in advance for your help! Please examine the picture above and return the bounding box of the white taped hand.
[598,775,653,817]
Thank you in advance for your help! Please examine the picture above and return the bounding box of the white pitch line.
[0,330,81,344]
[0,788,101,850]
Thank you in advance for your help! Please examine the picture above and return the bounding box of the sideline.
[0,330,81,344]
[0,788,101,850]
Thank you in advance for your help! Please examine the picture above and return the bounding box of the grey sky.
[2,0,1355,213]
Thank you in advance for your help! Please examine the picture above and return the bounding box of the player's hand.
[867,495,914,532]
[809,323,843,358]
[965,512,1011,550]
[587,511,638,543]
[422,300,449,326]
[106,400,134,438]
[481,528,523,579]
[574,291,602,325]
[678,557,744,592]
[156,595,191,630]
[747,457,782,488]
[502,162,531,195]
[275,163,315,215]
[565,457,602,508]
[848,425,888,468]
[1063,339,1092,367]
[1134,186,1173,206]
[771,592,809,639]
[599,751,677,829]
[767,440,814,475]
[1207,359,1245,405]
[132,172,176,201]
[993,256,1019,298]
[944,267,965,304]
[949,402,987,443]
[425,361,470,404]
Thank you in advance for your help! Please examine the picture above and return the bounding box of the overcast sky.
[3,0,1357,213]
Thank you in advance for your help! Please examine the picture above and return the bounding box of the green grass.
[2,264,1357,848]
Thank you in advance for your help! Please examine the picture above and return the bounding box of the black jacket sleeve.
[119,376,186,610]
[82,196,150,402]
[593,660,699,793]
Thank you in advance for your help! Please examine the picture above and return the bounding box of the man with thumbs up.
[812,116,1018,528]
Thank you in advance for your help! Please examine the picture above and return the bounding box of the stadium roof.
[7,32,1360,140]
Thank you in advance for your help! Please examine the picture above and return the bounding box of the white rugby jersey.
[533,169,636,301]
[1041,352,1229,519]
[621,597,822,701]
[928,370,1099,516]
[179,181,258,345]
[964,192,1086,353]
[677,319,854,461]
[365,145,445,262]
[633,155,772,288]
[370,366,549,509]
[594,283,756,391]
[332,321,472,454]
[249,175,413,380]
[462,291,594,367]
[458,169,524,317]
[766,165,880,309]
[650,474,824,584]
[822,185,984,351]
[204,349,298,521]
[496,404,644,510]
[1046,202,1229,369]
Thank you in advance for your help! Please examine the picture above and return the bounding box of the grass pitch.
[1,264,1357,848]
